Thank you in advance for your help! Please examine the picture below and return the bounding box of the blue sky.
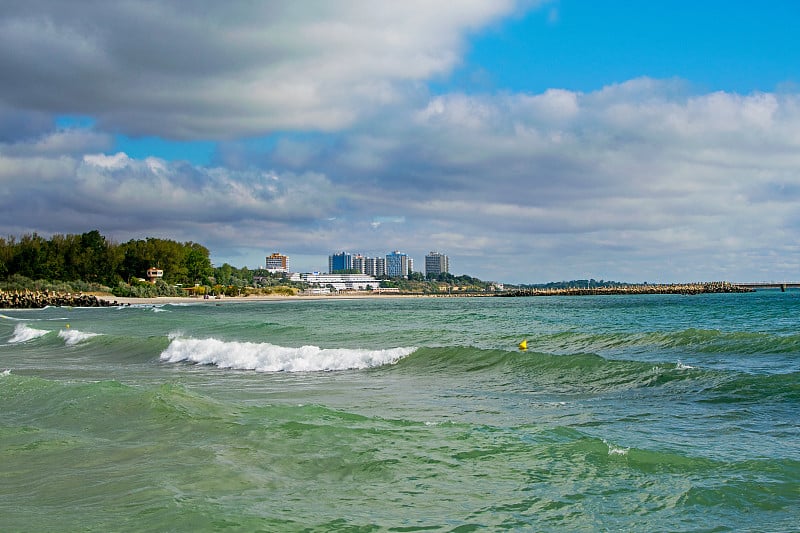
[452,1,799,94]
[2,1,800,283]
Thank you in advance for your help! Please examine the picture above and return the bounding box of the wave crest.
[58,328,101,346]
[9,323,49,343]
[160,336,416,372]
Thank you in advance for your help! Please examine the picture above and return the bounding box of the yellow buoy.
[65,324,70,329]
[518,339,527,351]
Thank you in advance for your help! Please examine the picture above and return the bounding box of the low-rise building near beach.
[146,267,163,283]
[289,272,381,292]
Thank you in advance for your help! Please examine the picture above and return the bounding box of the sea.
[1,291,798,532]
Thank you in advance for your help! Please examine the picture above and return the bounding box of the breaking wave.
[160,334,416,372]
[8,323,49,343]
[58,328,101,346]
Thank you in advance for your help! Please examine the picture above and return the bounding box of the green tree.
[215,263,233,285]
[11,233,47,279]
[184,243,212,284]
[77,230,119,284]
[0,236,11,278]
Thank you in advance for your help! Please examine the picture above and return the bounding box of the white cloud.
[83,152,130,170]
[0,141,342,256]
[264,81,800,281]
[4,77,800,281]
[0,1,521,139]
[0,2,798,282]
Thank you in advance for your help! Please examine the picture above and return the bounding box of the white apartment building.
[364,256,386,277]
[289,272,381,292]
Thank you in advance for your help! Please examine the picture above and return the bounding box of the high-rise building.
[352,254,366,274]
[265,252,289,272]
[329,252,353,273]
[386,250,410,278]
[364,257,386,277]
[425,251,449,277]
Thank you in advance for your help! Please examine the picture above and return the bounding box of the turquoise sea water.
[1,292,798,531]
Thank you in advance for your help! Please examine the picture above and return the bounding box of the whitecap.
[676,361,695,370]
[58,328,101,346]
[160,335,416,372]
[603,438,630,456]
[9,323,49,343]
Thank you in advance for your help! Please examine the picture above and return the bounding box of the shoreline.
[97,293,434,306]
[2,282,760,309]
[105,282,755,305]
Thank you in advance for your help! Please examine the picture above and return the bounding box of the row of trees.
[517,279,629,289]
[0,230,213,288]
[381,272,496,293]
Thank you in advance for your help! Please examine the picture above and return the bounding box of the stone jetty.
[497,281,754,298]
[0,289,117,309]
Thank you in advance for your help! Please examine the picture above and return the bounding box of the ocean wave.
[160,335,416,372]
[1,313,28,321]
[121,303,170,312]
[395,346,800,400]
[8,323,49,343]
[58,328,101,346]
[529,329,800,356]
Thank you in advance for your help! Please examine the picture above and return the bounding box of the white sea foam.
[9,323,49,343]
[123,304,168,311]
[1,369,11,376]
[58,328,101,346]
[160,335,416,372]
[603,438,630,456]
[676,360,695,370]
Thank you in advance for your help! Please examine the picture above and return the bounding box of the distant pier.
[734,282,800,292]
[497,282,755,297]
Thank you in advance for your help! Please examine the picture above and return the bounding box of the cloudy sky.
[1,1,799,283]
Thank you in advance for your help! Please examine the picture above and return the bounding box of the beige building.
[265,253,289,273]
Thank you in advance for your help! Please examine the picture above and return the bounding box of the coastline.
[99,281,755,305]
[3,281,758,309]
[97,292,432,306]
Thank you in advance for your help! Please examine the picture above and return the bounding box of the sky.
[1,0,799,284]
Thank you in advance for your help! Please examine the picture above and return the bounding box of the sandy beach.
[97,292,432,306]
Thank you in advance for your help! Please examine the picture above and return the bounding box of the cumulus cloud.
[1,2,798,282]
[0,134,342,258]
[229,79,800,281]
[0,0,520,139]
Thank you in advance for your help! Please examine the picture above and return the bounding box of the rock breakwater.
[497,282,755,297]
[0,290,117,309]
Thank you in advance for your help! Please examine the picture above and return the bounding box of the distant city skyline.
[262,250,453,279]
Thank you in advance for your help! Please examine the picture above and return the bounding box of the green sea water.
[1,292,798,531]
